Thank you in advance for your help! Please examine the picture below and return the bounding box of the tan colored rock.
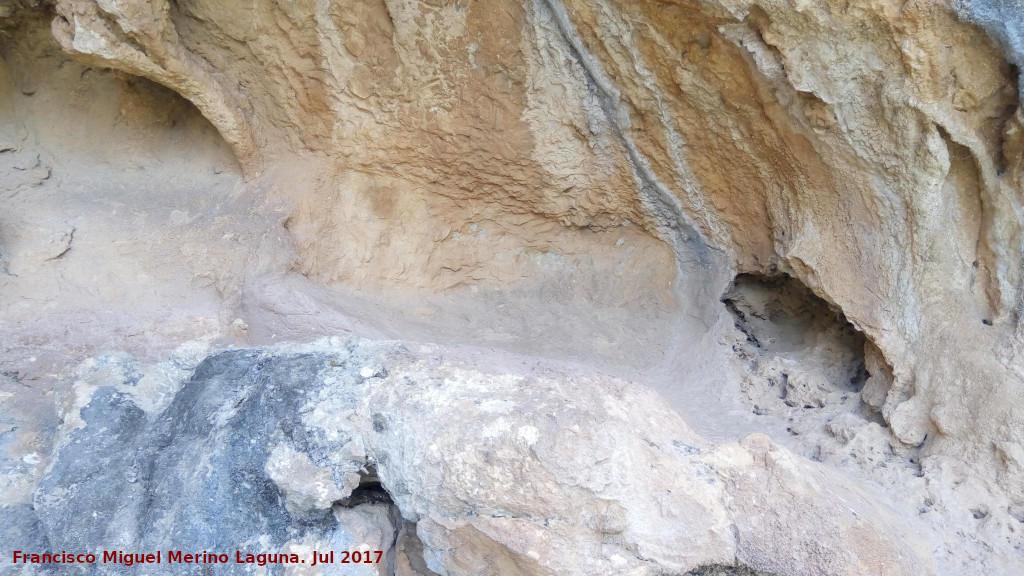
[51,0,260,172]
[1,0,1023,572]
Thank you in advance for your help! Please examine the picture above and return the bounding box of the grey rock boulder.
[17,338,935,575]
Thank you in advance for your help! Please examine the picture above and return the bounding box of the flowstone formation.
[1,0,1024,574]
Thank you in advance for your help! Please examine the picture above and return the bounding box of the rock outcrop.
[27,339,934,576]
[2,0,1024,574]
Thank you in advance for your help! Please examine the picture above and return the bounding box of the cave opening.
[333,465,439,575]
[721,273,873,414]
[335,465,395,509]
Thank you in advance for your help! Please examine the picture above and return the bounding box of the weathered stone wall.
[28,339,936,576]
[3,0,1024,573]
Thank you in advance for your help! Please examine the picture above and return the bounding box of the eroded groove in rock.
[537,0,716,269]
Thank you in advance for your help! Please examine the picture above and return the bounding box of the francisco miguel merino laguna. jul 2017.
[10,549,384,567]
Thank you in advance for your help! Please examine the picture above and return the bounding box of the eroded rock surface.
[21,339,933,576]
[2,0,1024,573]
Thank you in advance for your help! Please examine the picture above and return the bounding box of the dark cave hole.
[333,465,439,575]
[336,465,394,509]
[336,480,394,508]
[722,273,870,393]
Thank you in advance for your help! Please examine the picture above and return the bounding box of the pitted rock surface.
[19,339,933,576]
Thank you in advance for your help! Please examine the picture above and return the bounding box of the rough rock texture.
[24,339,933,576]
[2,0,1024,574]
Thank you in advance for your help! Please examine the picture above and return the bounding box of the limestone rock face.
[27,340,933,576]
[2,0,1024,573]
